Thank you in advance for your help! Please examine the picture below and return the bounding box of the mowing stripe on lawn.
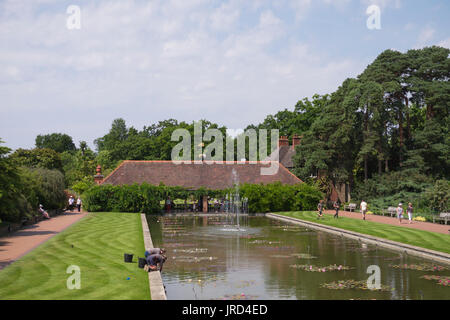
[0,212,150,300]
[276,211,450,254]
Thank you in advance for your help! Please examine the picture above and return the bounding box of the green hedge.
[82,182,323,214]
[239,182,323,213]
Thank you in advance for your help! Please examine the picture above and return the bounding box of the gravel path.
[323,209,450,235]
[0,210,88,270]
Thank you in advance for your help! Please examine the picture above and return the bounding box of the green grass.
[276,211,450,254]
[0,212,150,300]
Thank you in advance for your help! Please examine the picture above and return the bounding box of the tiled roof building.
[99,160,302,189]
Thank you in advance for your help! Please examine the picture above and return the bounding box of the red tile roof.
[101,160,302,189]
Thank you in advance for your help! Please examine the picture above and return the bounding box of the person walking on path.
[76,197,82,212]
[68,196,75,211]
[360,200,368,220]
[396,203,404,224]
[407,203,413,224]
[359,200,367,220]
[333,200,340,219]
[317,200,324,219]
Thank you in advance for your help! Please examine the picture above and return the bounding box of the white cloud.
[291,0,312,21]
[360,0,402,10]
[210,2,240,32]
[438,38,450,49]
[0,0,363,150]
[416,26,436,47]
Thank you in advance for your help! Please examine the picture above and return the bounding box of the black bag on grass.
[124,253,133,263]
[138,257,147,268]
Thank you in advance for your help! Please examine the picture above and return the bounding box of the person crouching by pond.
[144,254,167,272]
[145,248,166,258]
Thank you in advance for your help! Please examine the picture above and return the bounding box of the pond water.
[147,215,450,300]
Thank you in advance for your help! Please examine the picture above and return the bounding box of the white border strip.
[141,214,167,300]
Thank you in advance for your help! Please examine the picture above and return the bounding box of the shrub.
[71,177,96,196]
[82,182,323,214]
[20,167,66,211]
[237,182,323,213]
[424,180,450,213]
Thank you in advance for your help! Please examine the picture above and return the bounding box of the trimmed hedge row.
[82,182,323,214]
[239,182,323,213]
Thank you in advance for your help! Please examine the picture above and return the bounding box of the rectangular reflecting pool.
[147,215,450,300]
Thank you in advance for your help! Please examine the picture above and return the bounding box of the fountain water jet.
[221,168,247,232]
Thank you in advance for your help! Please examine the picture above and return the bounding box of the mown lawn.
[0,212,150,300]
[276,211,450,254]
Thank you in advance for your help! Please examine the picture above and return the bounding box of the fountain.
[222,169,246,232]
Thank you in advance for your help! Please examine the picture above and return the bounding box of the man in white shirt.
[68,196,75,211]
[360,200,368,220]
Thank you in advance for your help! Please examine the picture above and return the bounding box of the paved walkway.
[0,210,88,270]
[323,210,450,235]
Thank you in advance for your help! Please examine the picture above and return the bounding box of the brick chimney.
[94,165,104,185]
[279,136,289,147]
[292,134,301,149]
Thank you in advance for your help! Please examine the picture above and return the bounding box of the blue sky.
[0,0,449,150]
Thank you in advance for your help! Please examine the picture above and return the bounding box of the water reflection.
[147,215,449,300]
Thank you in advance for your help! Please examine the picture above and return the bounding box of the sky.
[0,0,449,151]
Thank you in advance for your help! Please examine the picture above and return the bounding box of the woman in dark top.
[407,202,413,224]
[333,200,340,219]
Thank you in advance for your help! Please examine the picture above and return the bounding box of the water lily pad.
[173,248,208,254]
[321,279,391,291]
[290,264,353,272]
[420,275,450,287]
[270,255,293,259]
[290,253,317,259]
[389,263,447,272]
[173,256,218,263]
[249,240,282,244]
[213,293,258,300]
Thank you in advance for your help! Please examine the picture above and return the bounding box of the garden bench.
[433,212,450,225]
[383,207,397,217]
[344,203,357,212]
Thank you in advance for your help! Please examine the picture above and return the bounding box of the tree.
[9,148,63,172]
[0,139,25,222]
[0,139,66,222]
[293,78,362,189]
[35,133,76,153]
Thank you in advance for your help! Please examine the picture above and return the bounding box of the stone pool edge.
[141,214,167,300]
[266,212,450,266]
